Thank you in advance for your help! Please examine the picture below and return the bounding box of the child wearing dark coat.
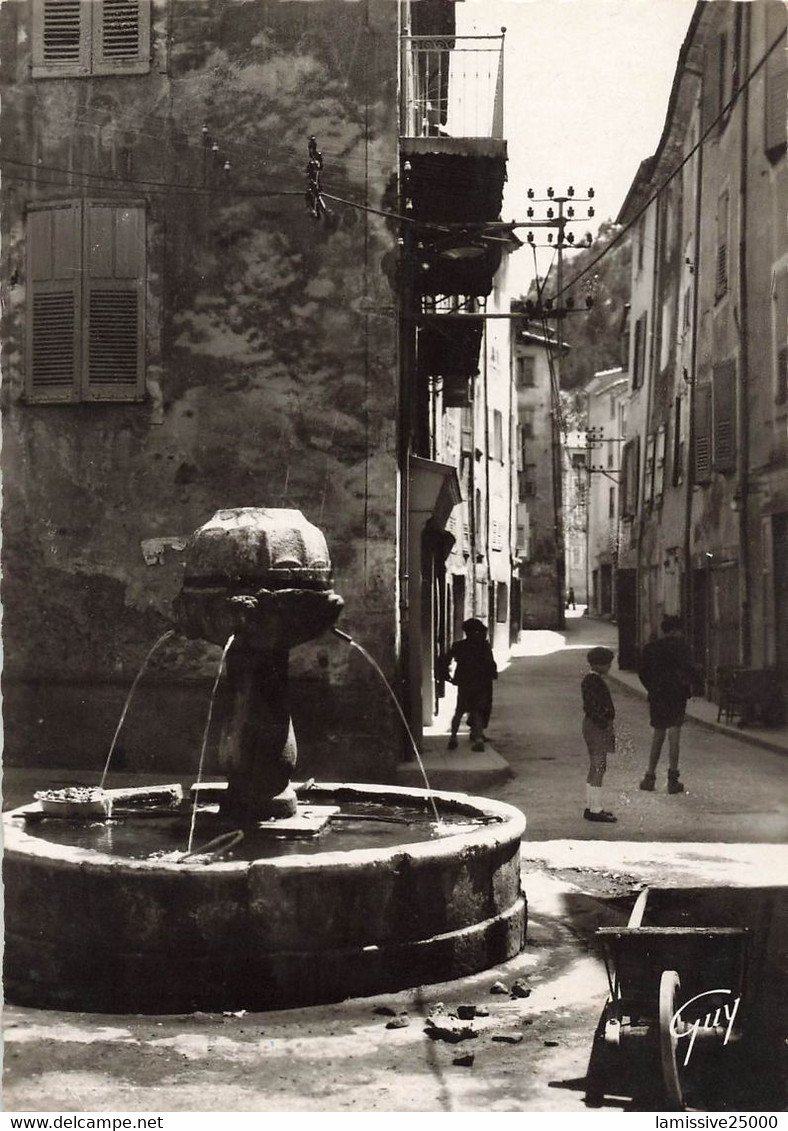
[638,614,695,794]
[443,618,497,753]
[581,646,617,823]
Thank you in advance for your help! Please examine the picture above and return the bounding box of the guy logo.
[670,988,741,1066]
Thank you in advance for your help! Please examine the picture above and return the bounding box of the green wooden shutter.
[713,359,737,472]
[83,203,145,401]
[26,203,81,402]
[32,0,91,77]
[765,2,788,159]
[694,383,712,483]
[93,0,151,75]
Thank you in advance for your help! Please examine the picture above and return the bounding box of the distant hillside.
[524,220,632,392]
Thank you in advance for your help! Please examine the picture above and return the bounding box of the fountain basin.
[4,783,526,1013]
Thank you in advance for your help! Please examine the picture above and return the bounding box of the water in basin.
[21,801,491,861]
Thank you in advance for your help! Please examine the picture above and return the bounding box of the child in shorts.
[581,646,617,823]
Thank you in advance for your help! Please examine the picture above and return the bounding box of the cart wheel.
[659,969,685,1110]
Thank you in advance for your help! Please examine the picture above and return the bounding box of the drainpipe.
[684,69,704,652]
[508,319,515,643]
[469,379,478,617]
[635,197,661,647]
[397,2,414,753]
[737,4,752,665]
[483,321,492,627]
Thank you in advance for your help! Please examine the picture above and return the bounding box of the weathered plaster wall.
[1,0,403,779]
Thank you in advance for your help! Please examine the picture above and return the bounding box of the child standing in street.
[443,618,498,753]
[638,614,694,794]
[581,646,617,823]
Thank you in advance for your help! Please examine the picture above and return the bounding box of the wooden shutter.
[694,383,712,482]
[702,34,722,135]
[632,313,647,390]
[460,406,473,453]
[622,436,640,517]
[654,424,667,500]
[672,395,683,485]
[713,359,737,472]
[32,0,91,77]
[83,203,145,401]
[765,2,788,159]
[631,317,641,389]
[26,203,81,402]
[644,433,656,505]
[715,190,729,300]
[93,0,151,75]
[775,268,788,403]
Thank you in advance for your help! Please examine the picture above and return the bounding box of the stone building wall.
[1,0,402,780]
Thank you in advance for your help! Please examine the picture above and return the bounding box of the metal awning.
[408,455,463,531]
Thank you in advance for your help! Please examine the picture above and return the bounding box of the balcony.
[401,23,509,383]
[400,30,508,236]
[400,32,505,142]
[400,29,507,229]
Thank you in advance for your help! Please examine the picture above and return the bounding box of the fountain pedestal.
[173,509,343,821]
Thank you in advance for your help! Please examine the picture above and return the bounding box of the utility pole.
[520,187,595,625]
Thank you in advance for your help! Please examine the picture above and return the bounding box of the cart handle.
[627,886,650,929]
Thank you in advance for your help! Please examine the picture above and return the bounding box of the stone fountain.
[172,507,344,821]
[3,509,527,1013]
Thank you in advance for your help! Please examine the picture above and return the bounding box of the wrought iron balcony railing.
[400,31,505,141]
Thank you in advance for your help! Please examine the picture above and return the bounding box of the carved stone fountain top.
[174,508,342,651]
[182,508,334,592]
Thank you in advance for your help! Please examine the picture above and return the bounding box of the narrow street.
[4,616,786,1114]
[485,611,788,844]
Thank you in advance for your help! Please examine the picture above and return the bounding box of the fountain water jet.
[4,508,527,1013]
[332,627,441,824]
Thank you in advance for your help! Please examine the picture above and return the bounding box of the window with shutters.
[32,0,151,78]
[715,189,730,302]
[26,200,146,404]
[694,383,712,483]
[516,354,536,388]
[765,1,788,161]
[712,359,737,472]
[518,466,536,500]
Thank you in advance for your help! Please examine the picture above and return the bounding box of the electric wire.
[5,22,782,284]
[556,24,787,301]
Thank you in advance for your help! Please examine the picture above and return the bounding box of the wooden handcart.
[589,887,749,1110]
